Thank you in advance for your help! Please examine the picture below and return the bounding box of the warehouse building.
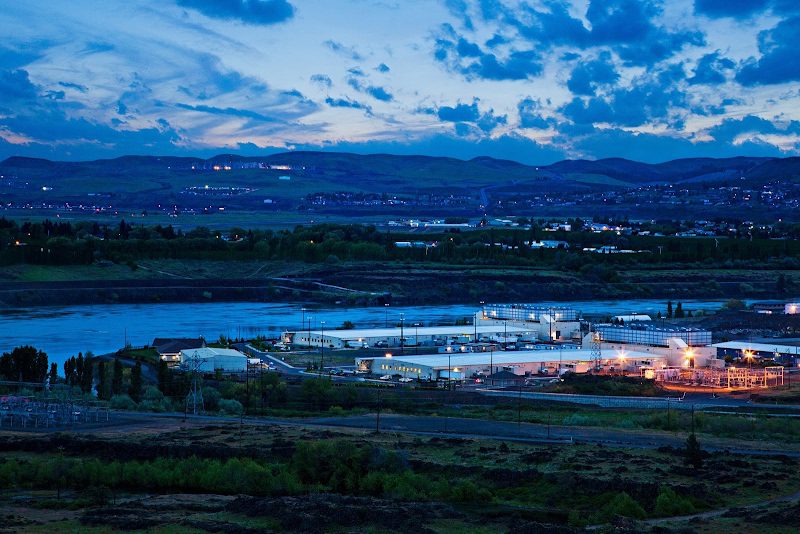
[476,304,582,341]
[356,348,666,380]
[284,325,533,349]
[585,323,719,368]
[180,347,248,373]
[712,341,799,367]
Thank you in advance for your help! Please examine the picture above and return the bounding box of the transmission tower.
[185,352,205,415]
[590,331,602,372]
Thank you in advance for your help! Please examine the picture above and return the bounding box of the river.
[0,298,748,369]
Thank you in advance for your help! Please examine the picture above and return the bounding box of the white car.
[379,375,392,380]
[398,377,413,383]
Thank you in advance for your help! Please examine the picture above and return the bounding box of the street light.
[384,303,390,328]
[414,323,420,355]
[307,315,313,351]
[400,312,405,355]
[320,320,326,376]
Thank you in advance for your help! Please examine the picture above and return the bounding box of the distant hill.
[2,152,799,218]
[3,152,795,187]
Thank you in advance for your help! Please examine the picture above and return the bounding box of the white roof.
[712,341,800,354]
[180,347,246,359]
[297,325,532,339]
[613,314,652,321]
[361,349,664,369]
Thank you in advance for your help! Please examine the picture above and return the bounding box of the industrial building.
[476,304,582,341]
[584,323,719,368]
[594,323,712,347]
[180,347,248,373]
[712,341,800,366]
[356,348,666,381]
[284,325,533,349]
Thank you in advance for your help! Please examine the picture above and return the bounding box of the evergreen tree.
[0,346,49,383]
[130,361,143,403]
[80,353,94,393]
[97,361,108,400]
[49,363,58,385]
[685,433,703,469]
[675,302,684,319]
[112,358,123,395]
[667,301,673,319]
[157,360,170,395]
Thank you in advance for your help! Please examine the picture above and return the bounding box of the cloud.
[437,99,506,133]
[517,97,552,129]
[508,0,704,67]
[693,0,770,18]
[707,114,800,143]
[176,0,295,25]
[325,96,372,113]
[58,81,88,93]
[434,25,543,80]
[567,51,619,96]
[310,74,332,88]
[323,40,363,61]
[376,63,390,73]
[737,17,800,86]
[0,69,38,103]
[346,74,394,102]
[175,103,277,122]
[688,51,735,85]
[561,64,687,127]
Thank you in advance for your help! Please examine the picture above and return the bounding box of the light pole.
[414,323,420,355]
[400,313,405,355]
[448,350,452,391]
[384,303,390,328]
[490,347,494,387]
[320,320,326,375]
[307,315,312,352]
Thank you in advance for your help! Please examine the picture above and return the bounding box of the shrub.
[109,394,137,410]
[219,399,244,416]
[654,486,695,517]
[202,386,221,411]
[591,492,647,523]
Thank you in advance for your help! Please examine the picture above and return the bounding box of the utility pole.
[320,321,326,376]
[400,313,405,355]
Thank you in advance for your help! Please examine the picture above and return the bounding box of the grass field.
[2,420,799,533]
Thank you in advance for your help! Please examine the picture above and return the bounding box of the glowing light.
[385,353,392,358]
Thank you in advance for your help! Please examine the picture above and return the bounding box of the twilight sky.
[1,0,799,164]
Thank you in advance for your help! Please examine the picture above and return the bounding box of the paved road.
[479,388,800,411]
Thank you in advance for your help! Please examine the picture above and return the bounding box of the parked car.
[398,377,413,383]
[379,375,391,380]
[374,340,389,348]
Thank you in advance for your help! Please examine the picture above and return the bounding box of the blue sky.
[1,0,799,164]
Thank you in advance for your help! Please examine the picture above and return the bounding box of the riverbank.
[0,259,793,307]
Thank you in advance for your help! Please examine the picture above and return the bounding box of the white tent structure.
[179,347,247,373]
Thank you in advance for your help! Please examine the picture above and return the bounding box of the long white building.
[284,324,534,349]
[356,348,666,380]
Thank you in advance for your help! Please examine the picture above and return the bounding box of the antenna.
[185,350,205,415]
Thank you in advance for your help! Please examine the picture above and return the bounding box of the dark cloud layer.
[177,0,294,25]
[737,17,800,86]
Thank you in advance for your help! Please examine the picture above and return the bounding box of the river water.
[0,298,746,369]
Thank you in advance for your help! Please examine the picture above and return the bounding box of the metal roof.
[296,325,532,339]
[360,349,663,369]
[711,341,800,354]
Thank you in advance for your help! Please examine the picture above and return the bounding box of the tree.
[0,346,48,383]
[49,363,58,385]
[112,358,123,395]
[666,300,673,319]
[80,353,94,393]
[685,433,703,469]
[157,360,171,395]
[674,302,684,319]
[129,361,143,403]
[97,361,109,400]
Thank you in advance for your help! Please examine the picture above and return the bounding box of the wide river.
[0,298,747,369]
